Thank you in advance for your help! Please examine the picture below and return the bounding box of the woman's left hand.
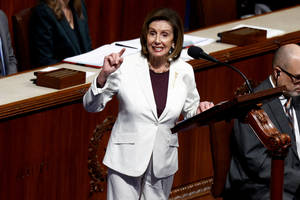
[197,101,214,114]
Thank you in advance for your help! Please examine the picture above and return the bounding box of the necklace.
[148,62,170,73]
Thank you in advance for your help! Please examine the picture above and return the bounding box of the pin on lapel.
[173,72,178,88]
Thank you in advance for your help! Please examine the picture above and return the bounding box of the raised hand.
[97,48,126,87]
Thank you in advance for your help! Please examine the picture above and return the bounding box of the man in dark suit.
[225,44,300,200]
[0,10,17,76]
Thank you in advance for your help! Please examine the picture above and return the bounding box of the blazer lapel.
[73,12,88,52]
[136,57,158,120]
[59,17,81,55]
[292,96,300,159]
[158,63,178,120]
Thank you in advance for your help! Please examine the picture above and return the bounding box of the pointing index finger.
[119,48,126,57]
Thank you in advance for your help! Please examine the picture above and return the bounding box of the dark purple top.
[149,69,169,118]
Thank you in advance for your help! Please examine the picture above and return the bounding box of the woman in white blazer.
[83,8,213,200]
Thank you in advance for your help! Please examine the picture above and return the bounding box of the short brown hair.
[140,8,184,61]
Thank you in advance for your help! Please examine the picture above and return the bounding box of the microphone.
[188,46,253,93]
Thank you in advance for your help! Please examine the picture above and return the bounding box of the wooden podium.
[171,86,291,200]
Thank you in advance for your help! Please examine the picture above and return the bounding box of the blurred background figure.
[30,0,92,67]
[0,9,17,76]
[237,0,300,18]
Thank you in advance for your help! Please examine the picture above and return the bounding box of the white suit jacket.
[83,52,200,178]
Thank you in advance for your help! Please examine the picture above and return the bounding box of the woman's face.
[146,20,174,59]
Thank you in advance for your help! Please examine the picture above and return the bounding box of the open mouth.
[152,46,164,52]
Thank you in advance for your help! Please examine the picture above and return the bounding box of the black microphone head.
[187,46,204,59]
[187,46,218,63]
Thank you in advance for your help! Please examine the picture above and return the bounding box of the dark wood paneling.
[189,0,237,31]
[0,0,37,47]
[85,0,187,47]
[0,98,118,200]
[1,0,187,49]
[1,0,238,50]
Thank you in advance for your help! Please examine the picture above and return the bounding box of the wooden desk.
[1,6,300,200]
[188,6,300,70]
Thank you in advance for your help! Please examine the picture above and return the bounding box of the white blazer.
[83,52,200,178]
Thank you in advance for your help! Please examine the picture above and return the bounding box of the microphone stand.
[189,47,253,93]
[208,59,253,93]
